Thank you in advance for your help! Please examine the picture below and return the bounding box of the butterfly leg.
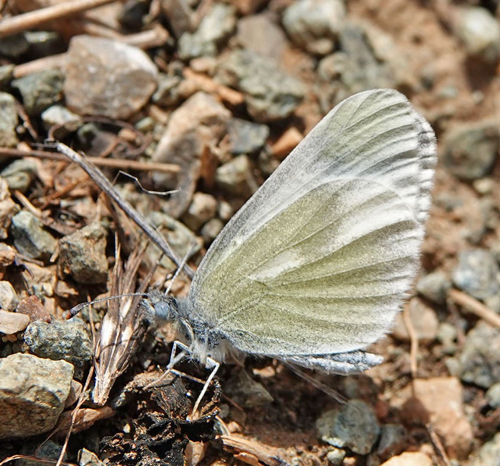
[144,340,189,389]
[190,355,220,419]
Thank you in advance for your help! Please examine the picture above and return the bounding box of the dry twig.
[51,141,193,278]
[0,0,116,38]
[403,303,419,378]
[448,288,500,329]
[0,147,180,174]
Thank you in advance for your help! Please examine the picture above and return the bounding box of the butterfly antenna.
[165,242,197,295]
[68,293,148,318]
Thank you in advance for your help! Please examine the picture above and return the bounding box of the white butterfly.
[150,89,436,411]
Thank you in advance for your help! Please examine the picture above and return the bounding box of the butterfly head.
[143,290,180,323]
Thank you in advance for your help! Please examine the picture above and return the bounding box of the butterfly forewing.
[188,89,436,357]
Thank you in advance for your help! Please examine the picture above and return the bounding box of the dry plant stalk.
[93,242,151,405]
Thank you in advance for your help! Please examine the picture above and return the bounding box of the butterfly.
[148,89,436,413]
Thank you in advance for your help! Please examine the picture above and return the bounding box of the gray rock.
[78,448,104,466]
[1,158,39,193]
[452,249,500,300]
[326,447,345,465]
[10,211,57,262]
[417,271,451,305]
[376,424,407,461]
[0,310,30,334]
[0,180,18,240]
[218,200,233,221]
[215,154,259,200]
[160,0,192,38]
[24,318,93,370]
[316,21,404,111]
[0,353,73,439]
[0,281,19,311]
[181,192,218,231]
[18,440,66,466]
[237,12,287,61]
[0,64,14,89]
[485,382,500,409]
[228,118,269,155]
[217,49,305,122]
[11,68,64,116]
[64,35,158,119]
[0,92,18,148]
[179,3,236,60]
[459,321,500,388]
[225,369,273,408]
[283,0,345,56]
[201,218,224,245]
[152,92,231,217]
[437,322,458,355]
[59,222,108,284]
[152,73,183,107]
[41,105,82,136]
[146,211,202,268]
[316,399,380,454]
[467,431,500,466]
[0,32,29,58]
[453,6,500,64]
[442,121,500,181]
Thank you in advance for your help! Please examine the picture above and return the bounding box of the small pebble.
[0,92,19,148]
[201,218,224,244]
[64,35,158,119]
[227,118,269,155]
[152,92,231,218]
[452,249,500,300]
[78,448,105,466]
[16,295,52,323]
[1,159,39,193]
[453,6,500,63]
[0,353,74,439]
[179,3,236,60]
[11,68,64,116]
[467,431,500,466]
[181,192,218,231]
[376,424,407,461]
[326,447,346,465]
[59,222,108,284]
[24,318,93,372]
[398,377,473,459]
[225,369,273,408]
[459,321,500,388]
[41,105,82,136]
[237,12,287,61]
[442,121,500,181]
[0,65,14,91]
[485,382,500,409]
[10,211,57,262]
[283,0,345,55]
[379,452,433,466]
[218,200,233,222]
[393,298,439,343]
[216,49,305,122]
[0,280,18,311]
[215,155,259,200]
[416,270,451,305]
[0,309,30,334]
[316,399,380,455]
